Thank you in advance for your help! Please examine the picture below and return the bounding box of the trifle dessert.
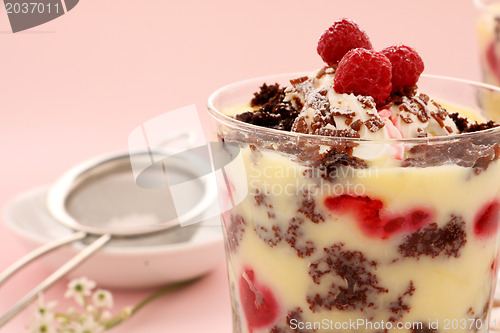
[475,0,500,122]
[208,18,500,333]
[476,0,500,87]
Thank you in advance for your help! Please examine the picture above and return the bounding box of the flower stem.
[104,277,200,330]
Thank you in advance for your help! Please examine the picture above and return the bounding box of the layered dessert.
[475,0,500,122]
[210,19,500,333]
[477,0,500,87]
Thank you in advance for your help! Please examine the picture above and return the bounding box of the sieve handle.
[0,231,87,286]
[0,233,112,328]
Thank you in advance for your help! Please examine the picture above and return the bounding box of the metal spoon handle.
[0,231,87,286]
[0,233,112,327]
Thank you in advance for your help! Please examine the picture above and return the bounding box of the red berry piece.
[324,195,433,239]
[486,41,500,82]
[381,44,424,91]
[491,256,499,279]
[239,269,279,331]
[334,48,392,106]
[317,18,373,66]
[474,200,500,238]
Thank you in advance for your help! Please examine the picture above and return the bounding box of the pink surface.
[0,0,487,332]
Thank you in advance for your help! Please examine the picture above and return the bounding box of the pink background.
[0,0,488,332]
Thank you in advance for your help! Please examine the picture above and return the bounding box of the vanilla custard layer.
[224,147,500,333]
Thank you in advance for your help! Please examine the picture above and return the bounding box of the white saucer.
[2,186,225,289]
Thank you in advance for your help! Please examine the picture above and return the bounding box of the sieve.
[0,131,216,326]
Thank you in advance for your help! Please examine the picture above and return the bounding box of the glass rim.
[207,72,500,144]
[473,0,500,13]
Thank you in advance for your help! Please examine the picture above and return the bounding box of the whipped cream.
[284,68,460,140]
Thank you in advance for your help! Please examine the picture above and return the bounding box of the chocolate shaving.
[357,95,376,109]
[364,117,385,132]
[315,65,336,79]
[290,76,309,87]
[350,119,363,132]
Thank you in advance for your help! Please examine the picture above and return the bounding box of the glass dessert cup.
[476,0,500,87]
[207,73,500,333]
[474,0,500,122]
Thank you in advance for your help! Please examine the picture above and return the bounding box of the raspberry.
[317,18,373,66]
[324,194,433,239]
[486,41,500,82]
[474,200,500,238]
[381,44,424,91]
[334,48,392,106]
[239,269,280,330]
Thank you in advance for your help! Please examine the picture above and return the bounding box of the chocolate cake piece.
[235,83,299,131]
[450,112,499,133]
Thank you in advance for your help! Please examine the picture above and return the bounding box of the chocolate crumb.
[285,217,316,258]
[307,243,387,312]
[449,112,470,132]
[250,83,282,107]
[450,112,499,133]
[388,281,415,322]
[298,191,324,223]
[270,307,315,333]
[254,189,276,219]
[225,214,246,252]
[402,138,500,175]
[398,216,466,258]
[254,223,283,247]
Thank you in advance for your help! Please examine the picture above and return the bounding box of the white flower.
[100,310,112,321]
[29,318,57,333]
[72,315,105,333]
[33,294,57,320]
[86,305,96,315]
[92,289,113,309]
[64,277,96,307]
